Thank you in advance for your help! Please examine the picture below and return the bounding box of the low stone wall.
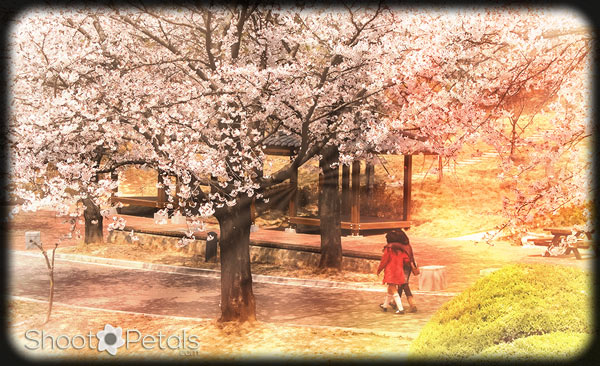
[108,229,380,273]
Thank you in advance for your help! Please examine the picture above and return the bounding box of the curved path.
[9,251,452,340]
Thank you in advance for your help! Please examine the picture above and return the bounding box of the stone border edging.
[12,250,458,296]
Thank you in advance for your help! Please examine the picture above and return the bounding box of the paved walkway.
[10,251,451,341]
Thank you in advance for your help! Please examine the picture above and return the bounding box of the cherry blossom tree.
[9,4,419,322]
[460,10,592,239]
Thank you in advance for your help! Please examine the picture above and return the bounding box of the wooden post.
[351,160,361,236]
[157,170,167,208]
[365,162,374,214]
[318,161,324,213]
[110,171,119,197]
[341,164,350,216]
[403,155,412,221]
[288,165,298,224]
[366,163,375,190]
[174,175,181,209]
[108,171,118,211]
[438,155,443,182]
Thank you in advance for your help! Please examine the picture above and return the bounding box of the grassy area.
[8,299,409,361]
[408,263,593,361]
[119,167,159,196]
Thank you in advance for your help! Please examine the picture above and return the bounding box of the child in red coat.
[377,232,409,314]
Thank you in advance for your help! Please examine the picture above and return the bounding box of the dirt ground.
[8,299,410,361]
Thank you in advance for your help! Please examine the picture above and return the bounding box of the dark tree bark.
[214,197,257,322]
[82,197,103,244]
[318,146,343,270]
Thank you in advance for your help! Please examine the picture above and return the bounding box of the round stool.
[418,265,447,291]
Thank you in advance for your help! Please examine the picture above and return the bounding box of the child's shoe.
[379,304,387,312]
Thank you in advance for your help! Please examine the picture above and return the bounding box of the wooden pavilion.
[110,131,437,236]
[262,132,437,236]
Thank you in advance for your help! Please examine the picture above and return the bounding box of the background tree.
[379,8,592,238]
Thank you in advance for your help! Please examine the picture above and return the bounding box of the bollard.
[171,212,186,225]
[153,211,168,225]
[205,231,218,262]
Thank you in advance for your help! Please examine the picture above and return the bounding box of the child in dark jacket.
[389,229,418,313]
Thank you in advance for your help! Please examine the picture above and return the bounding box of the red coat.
[377,244,408,285]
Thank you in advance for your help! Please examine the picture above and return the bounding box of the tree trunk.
[215,199,257,322]
[82,198,103,244]
[319,146,342,270]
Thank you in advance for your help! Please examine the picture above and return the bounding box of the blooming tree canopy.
[9,5,426,218]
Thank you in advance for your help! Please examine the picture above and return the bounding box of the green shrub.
[474,331,591,361]
[409,263,592,360]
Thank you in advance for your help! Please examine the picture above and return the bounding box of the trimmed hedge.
[409,263,592,360]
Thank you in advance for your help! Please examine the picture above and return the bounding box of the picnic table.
[528,228,595,260]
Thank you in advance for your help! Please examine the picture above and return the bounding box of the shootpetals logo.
[96,324,125,355]
[24,323,201,355]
